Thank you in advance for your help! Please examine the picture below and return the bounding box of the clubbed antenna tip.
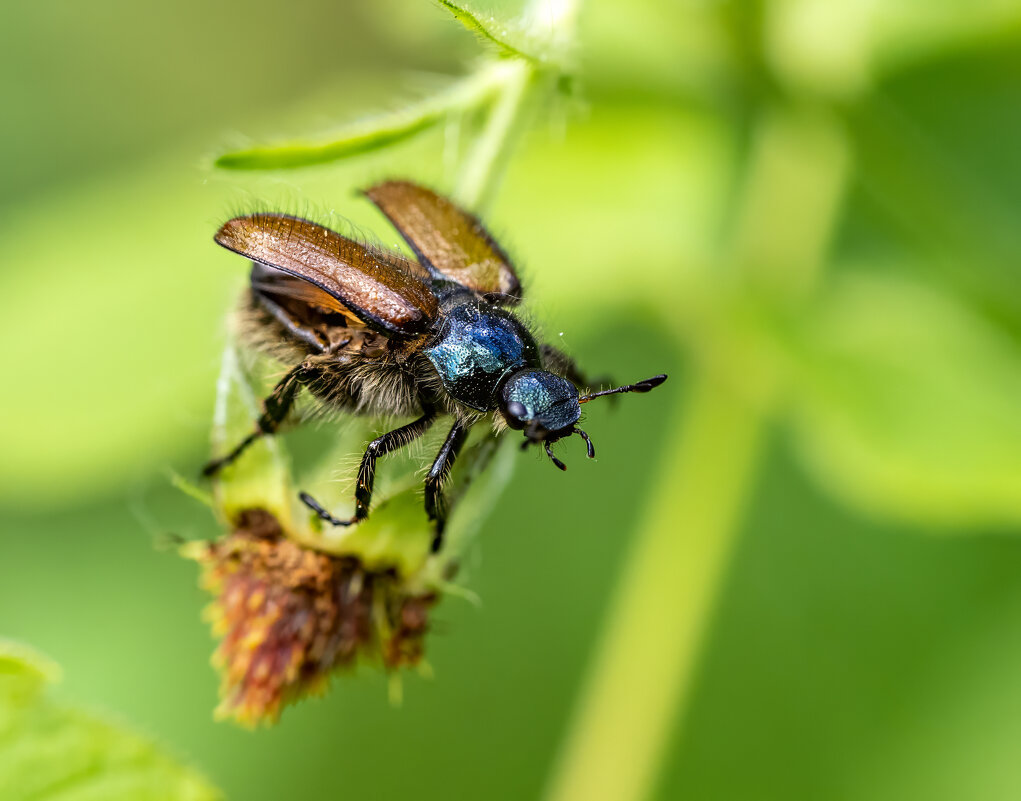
[578,373,668,404]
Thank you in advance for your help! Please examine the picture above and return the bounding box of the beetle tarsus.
[300,491,355,526]
[575,427,595,459]
[544,440,567,471]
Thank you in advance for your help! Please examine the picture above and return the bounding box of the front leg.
[424,420,471,553]
[301,409,437,527]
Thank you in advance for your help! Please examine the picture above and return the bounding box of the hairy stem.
[454,0,581,209]
[455,60,534,209]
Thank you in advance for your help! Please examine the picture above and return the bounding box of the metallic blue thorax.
[425,302,540,411]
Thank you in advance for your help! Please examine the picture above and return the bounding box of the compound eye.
[505,400,528,420]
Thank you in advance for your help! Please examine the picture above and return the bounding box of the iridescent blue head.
[499,368,669,470]
[501,369,581,435]
[500,368,588,471]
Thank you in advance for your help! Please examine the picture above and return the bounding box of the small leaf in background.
[868,0,1021,77]
[845,53,1021,337]
[436,0,545,62]
[215,102,444,170]
[0,640,220,801]
[0,638,61,706]
[764,0,1021,97]
[436,0,564,63]
[213,0,559,175]
[786,271,1021,529]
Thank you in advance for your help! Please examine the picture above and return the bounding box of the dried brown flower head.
[186,509,434,726]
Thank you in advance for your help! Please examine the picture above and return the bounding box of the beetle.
[203,181,667,552]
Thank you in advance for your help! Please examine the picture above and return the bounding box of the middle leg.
[424,420,471,553]
[301,408,437,526]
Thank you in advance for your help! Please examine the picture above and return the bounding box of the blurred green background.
[4,0,1021,799]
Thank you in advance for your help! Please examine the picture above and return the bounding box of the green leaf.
[786,271,1021,529]
[0,639,61,706]
[435,0,547,63]
[215,67,505,171]
[214,0,574,175]
[0,640,220,801]
[869,0,1021,76]
[846,57,1021,338]
[763,0,1021,96]
[215,108,441,170]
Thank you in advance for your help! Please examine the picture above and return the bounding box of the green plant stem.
[455,60,533,209]
[454,0,580,209]
[544,108,850,801]
[545,375,764,801]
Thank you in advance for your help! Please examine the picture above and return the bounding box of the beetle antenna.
[544,440,567,471]
[579,374,668,404]
[574,427,595,459]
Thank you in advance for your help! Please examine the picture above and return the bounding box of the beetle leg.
[301,409,438,527]
[299,492,348,526]
[424,420,471,553]
[202,362,316,477]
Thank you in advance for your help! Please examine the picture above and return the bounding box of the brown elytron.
[216,214,438,335]
[365,181,521,301]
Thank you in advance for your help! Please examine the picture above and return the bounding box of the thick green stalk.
[543,108,850,801]
[545,375,764,801]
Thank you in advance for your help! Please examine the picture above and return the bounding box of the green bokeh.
[3,0,1021,799]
